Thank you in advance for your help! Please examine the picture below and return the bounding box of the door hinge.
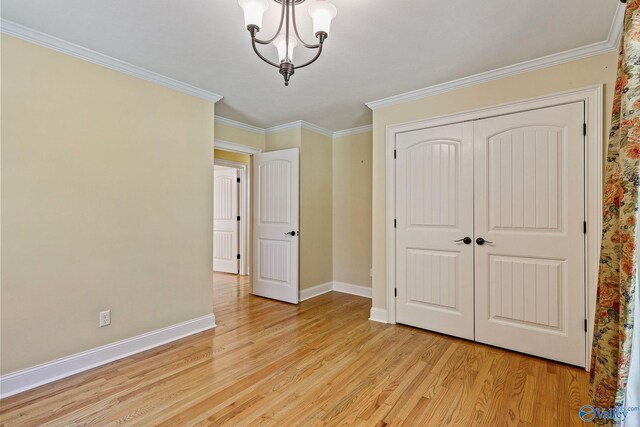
[237,177,241,183]
[584,318,588,332]
[583,123,587,136]
[394,219,397,228]
[394,288,397,297]
[237,254,241,260]
[393,149,397,159]
[583,221,587,234]
[237,216,241,221]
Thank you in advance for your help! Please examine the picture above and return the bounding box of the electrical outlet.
[99,310,111,327]
[370,268,373,277]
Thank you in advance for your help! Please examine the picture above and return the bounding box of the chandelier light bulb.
[273,35,298,63]
[238,0,269,29]
[308,0,337,36]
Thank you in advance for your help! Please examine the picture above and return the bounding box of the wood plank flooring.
[0,273,590,426]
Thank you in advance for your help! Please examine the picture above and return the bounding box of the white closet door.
[474,102,586,366]
[213,166,239,274]
[396,122,475,340]
[252,148,300,304]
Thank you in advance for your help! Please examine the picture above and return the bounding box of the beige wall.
[1,35,215,373]
[266,129,302,151]
[371,51,619,311]
[263,128,333,289]
[300,129,333,289]
[214,148,250,164]
[215,122,265,152]
[333,132,372,287]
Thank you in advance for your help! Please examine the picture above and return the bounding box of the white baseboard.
[300,281,373,301]
[299,282,334,301]
[369,308,388,323]
[333,282,372,298]
[0,313,216,399]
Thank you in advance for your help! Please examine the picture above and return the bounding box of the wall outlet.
[99,310,111,327]
[370,268,373,277]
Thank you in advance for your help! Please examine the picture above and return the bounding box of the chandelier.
[237,0,337,86]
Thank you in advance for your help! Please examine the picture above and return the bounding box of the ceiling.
[1,0,620,131]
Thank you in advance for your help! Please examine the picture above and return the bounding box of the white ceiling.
[1,0,620,131]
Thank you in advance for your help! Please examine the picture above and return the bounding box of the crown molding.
[333,124,373,138]
[265,120,302,135]
[365,3,625,110]
[264,120,333,138]
[607,1,625,49]
[214,116,266,135]
[1,19,223,103]
[265,120,303,135]
[217,117,371,139]
[300,121,334,138]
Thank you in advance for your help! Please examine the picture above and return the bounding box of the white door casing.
[213,166,239,274]
[473,102,586,366]
[395,122,475,340]
[252,148,300,304]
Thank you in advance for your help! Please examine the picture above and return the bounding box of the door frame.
[214,158,250,276]
[385,85,603,369]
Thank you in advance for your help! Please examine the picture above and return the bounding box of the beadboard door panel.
[213,166,239,274]
[473,102,586,366]
[252,148,300,304]
[395,123,475,340]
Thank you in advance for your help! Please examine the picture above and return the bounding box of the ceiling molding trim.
[300,121,334,138]
[214,116,266,135]
[214,138,262,154]
[265,120,332,138]
[1,19,224,103]
[333,125,373,138]
[365,3,625,111]
[217,115,373,139]
[607,1,625,49]
[265,120,302,135]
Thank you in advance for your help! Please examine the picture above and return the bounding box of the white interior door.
[213,166,239,274]
[395,122,475,340]
[252,148,299,304]
[474,102,586,366]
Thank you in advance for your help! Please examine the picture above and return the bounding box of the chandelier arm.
[251,36,281,68]
[291,2,321,48]
[293,42,324,69]
[285,0,291,61]
[253,0,287,45]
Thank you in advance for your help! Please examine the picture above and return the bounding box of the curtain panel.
[591,0,640,422]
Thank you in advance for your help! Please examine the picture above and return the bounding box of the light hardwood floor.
[0,273,590,426]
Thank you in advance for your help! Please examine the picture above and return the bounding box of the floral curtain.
[590,0,640,422]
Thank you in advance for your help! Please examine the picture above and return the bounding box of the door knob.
[476,237,493,245]
[284,231,297,236]
[454,237,472,245]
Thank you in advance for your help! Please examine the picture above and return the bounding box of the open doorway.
[212,144,300,306]
[213,148,253,304]
[213,164,240,274]
[213,151,250,276]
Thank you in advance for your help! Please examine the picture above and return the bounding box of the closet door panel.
[395,122,475,340]
[473,102,586,367]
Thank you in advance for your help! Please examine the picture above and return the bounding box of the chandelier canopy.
[238,0,337,86]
